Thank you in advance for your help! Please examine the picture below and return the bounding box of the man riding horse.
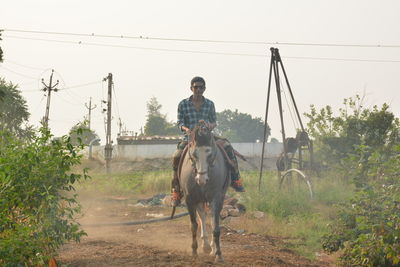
[171,76,245,207]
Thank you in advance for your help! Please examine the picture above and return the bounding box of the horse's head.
[188,121,216,186]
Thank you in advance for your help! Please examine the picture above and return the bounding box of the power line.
[15,80,38,88]
[112,83,121,123]
[3,28,400,48]
[61,89,85,105]
[3,35,265,57]
[59,80,102,90]
[0,65,38,79]
[285,55,400,63]
[4,59,48,71]
[19,80,101,94]
[19,88,42,92]
[30,94,47,116]
[45,69,86,106]
[57,93,84,106]
[4,34,400,63]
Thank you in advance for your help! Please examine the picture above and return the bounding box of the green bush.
[322,146,400,266]
[0,129,89,265]
[305,96,399,182]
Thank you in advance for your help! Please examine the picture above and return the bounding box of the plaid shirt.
[177,96,216,139]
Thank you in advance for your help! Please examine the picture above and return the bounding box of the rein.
[187,125,218,175]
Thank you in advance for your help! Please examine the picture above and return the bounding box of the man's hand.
[208,122,216,130]
[198,120,216,130]
[198,120,209,129]
[181,126,191,134]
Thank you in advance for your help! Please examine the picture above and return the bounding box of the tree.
[0,86,4,102]
[305,95,400,171]
[309,97,400,265]
[146,96,162,117]
[322,138,400,267]
[69,121,100,146]
[0,128,88,265]
[0,29,3,63]
[215,109,269,142]
[270,137,280,143]
[0,78,32,138]
[144,97,180,136]
[0,31,5,101]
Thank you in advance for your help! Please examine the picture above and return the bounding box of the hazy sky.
[1,0,400,143]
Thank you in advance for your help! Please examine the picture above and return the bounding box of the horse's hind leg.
[210,200,224,262]
[196,203,211,254]
[188,207,198,256]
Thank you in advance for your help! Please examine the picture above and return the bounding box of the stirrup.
[171,190,182,207]
[231,180,245,192]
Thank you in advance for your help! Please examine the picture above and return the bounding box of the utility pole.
[118,118,123,135]
[42,69,59,128]
[85,97,97,130]
[104,73,113,173]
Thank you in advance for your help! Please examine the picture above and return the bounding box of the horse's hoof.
[202,244,212,254]
[215,255,224,263]
[210,248,216,256]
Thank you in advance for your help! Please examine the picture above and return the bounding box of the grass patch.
[140,170,171,193]
[239,170,354,259]
[242,171,313,218]
[76,169,171,197]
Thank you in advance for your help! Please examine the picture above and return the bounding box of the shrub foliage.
[322,146,400,266]
[0,129,89,265]
[305,95,399,179]
[307,96,400,266]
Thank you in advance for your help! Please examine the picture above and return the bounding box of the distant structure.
[117,130,181,145]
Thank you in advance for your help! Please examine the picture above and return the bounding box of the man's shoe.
[231,180,245,192]
[171,190,182,207]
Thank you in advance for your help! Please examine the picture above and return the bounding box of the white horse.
[179,122,230,262]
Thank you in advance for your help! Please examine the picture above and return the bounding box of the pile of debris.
[134,193,167,207]
[220,196,246,220]
[135,193,246,220]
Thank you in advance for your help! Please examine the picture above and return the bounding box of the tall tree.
[305,95,400,173]
[69,121,100,146]
[0,29,3,63]
[146,96,162,117]
[0,31,5,100]
[144,97,179,136]
[215,109,269,142]
[0,78,32,137]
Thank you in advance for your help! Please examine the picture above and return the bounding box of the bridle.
[187,123,217,176]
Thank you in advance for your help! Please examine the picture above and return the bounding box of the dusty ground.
[58,196,334,267]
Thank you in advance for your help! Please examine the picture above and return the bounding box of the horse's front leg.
[188,206,198,257]
[210,199,224,262]
[196,203,211,254]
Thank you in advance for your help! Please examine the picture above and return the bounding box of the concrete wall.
[89,142,283,160]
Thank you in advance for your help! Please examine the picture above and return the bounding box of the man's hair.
[191,76,206,87]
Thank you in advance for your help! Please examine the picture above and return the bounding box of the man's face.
[191,82,205,96]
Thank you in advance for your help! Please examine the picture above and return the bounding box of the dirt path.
[58,197,333,266]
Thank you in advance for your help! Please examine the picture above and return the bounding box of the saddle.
[176,137,236,182]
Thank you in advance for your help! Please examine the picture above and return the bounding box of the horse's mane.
[191,122,213,147]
